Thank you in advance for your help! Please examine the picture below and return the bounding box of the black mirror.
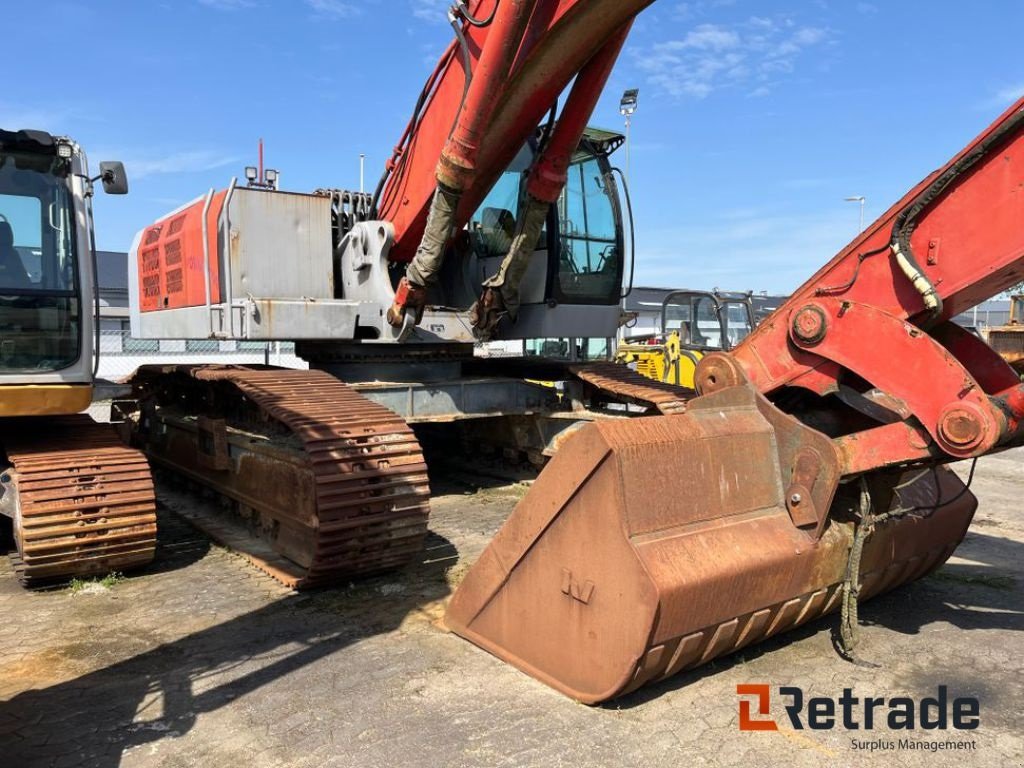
[98,161,128,195]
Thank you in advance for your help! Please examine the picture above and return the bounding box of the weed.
[67,571,125,594]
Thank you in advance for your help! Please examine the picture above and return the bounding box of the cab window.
[554,154,621,304]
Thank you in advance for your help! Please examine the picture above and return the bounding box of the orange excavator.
[123,0,1024,703]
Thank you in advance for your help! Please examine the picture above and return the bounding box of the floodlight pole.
[624,114,632,185]
[845,195,866,233]
[619,88,638,186]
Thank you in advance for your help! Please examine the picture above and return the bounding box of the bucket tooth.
[446,385,976,703]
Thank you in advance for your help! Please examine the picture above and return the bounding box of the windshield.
[468,142,546,263]
[0,150,81,372]
[721,301,753,347]
[555,151,622,304]
[663,294,722,348]
[466,136,623,309]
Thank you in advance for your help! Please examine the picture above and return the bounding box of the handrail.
[199,188,215,337]
[220,177,238,337]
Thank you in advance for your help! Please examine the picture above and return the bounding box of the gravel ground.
[0,449,1021,768]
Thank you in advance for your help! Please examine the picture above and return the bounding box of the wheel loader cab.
[661,290,755,353]
[616,290,757,388]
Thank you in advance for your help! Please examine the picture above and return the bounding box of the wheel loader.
[118,0,1024,704]
[616,289,756,388]
[0,129,156,585]
[987,294,1024,373]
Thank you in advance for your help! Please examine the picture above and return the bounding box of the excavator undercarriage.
[121,365,430,588]
[116,359,700,588]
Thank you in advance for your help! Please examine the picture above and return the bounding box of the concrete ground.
[0,450,1021,768]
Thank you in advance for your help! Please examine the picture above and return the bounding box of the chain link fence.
[97,330,307,382]
[97,331,617,382]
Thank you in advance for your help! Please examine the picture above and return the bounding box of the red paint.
[136,192,225,313]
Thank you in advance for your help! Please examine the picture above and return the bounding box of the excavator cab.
[0,130,121,411]
[461,127,627,336]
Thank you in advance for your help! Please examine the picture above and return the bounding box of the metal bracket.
[197,416,231,472]
[785,448,823,530]
[787,299,1004,459]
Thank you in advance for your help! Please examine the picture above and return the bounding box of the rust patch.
[5,415,157,586]
[126,365,430,588]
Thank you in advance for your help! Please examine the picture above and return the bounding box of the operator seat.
[0,221,31,289]
[678,320,692,345]
[480,207,516,257]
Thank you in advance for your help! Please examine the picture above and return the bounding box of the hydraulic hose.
[890,104,1024,325]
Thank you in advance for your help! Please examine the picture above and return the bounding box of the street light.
[844,195,866,233]
[619,88,639,185]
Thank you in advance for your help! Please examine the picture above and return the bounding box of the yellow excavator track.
[3,415,157,587]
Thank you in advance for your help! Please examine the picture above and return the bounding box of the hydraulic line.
[612,166,635,299]
[470,26,629,335]
[455,0,499,26]
[391,0,538,326]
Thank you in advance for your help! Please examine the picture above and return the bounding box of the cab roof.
[0,129,57,155]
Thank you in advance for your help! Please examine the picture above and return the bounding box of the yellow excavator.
[0,128,156,585]
[616,290,756,388]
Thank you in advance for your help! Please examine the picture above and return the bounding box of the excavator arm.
[448,97,1024,702]
[377,0,653,325]
[728,98,1024,466]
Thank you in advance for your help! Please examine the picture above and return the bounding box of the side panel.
[135,192,224,313]
[226,189,333,300]
[0,384,92,416]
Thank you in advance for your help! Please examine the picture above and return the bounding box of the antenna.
[245,138,279,190]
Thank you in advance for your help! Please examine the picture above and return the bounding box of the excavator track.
[571,362,693,414]
[125,365,430,589]
[2,416,157,587]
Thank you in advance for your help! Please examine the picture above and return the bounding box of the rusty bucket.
[446,386,975,703]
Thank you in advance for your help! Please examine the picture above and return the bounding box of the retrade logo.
[737,684,778,731]
[736,684,980,732]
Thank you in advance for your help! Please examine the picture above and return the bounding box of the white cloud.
[410,0,446,22]
[306,0,358,20]
[674,23,740,51]
[117,150,241,180]
[197,0,257,9]
[635,16,831,99]
[984,83,1024,109]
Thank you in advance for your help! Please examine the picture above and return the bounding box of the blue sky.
[3,0,1021,293]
